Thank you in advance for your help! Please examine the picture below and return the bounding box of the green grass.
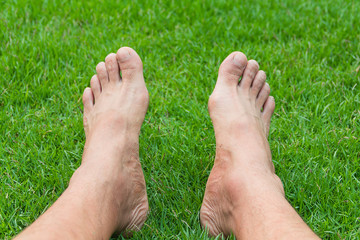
[1,0,360,239]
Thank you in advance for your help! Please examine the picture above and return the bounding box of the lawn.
[1,0,360,239]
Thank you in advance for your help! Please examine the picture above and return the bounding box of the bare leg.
[15,47,149,239]
[200,52,320,239]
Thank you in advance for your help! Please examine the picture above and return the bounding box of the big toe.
[217,52,248,88]
[116,47,144,85]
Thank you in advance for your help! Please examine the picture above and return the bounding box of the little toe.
[256,83,271,110]
[105,53,121,84]
[217,52,248,88]
[90,75,101,100]
[262,96,275,136]
[116,47,144,84]
[251,70,266,98]
[82,87,93,137]
[96,62,109,89]
[82,87,94,115]
[239,60,259,91]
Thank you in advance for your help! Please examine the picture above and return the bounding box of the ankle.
[224,167,284,196]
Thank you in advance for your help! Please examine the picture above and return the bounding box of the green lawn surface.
[1,0,360,239]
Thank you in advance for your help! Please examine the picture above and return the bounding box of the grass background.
[1,0,360,239]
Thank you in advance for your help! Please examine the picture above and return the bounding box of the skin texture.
[200,52,320,240]
[14,48,319,240]
[15,47,149,239]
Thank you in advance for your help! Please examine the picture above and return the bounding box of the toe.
[116,47,144,84]
[239,60,259,91]
[82,87,94,116]
[82,88,94,138]
[217,52,248,87]
[262,96,275,136]
[96,62,109,89]
[90,75,101,100]
[256,82,271,110]
[105,53,121,84]
[251,70,266,98]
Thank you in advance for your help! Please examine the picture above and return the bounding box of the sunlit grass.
[1,0,360,239]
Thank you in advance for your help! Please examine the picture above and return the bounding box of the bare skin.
[15,47,149,239]
[200,52,320,240]
[14,48,320,239]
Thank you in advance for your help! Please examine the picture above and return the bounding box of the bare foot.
[200,52,318,239]
[14,47,149,240]
[73,47,149,236]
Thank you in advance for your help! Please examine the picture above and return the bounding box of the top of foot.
[79,47,149,236]
[208,51,275,142]
[83,47,149,139]
[200,52,280,237]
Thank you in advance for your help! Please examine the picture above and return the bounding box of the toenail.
[233,53,246,68]
[117,49,132,61]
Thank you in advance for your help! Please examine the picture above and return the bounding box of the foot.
[200,52,282,237]
[74,47,149,237]
[14,47,149,240]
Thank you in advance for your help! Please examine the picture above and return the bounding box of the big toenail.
[118,49,132,61]
[233,54,245,68]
